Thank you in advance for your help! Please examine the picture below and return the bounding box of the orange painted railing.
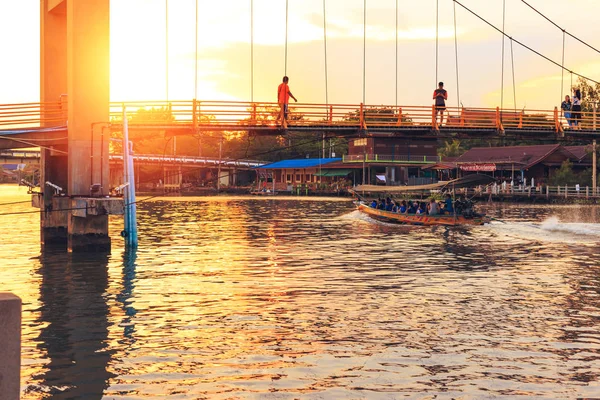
[0,99,597,134]
[0,101,66,129]
[109,100,599,133]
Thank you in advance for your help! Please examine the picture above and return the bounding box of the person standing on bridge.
[571,88,582,130]
[277,76,297,124]
[561,95,573,128]
[433,82,448,127]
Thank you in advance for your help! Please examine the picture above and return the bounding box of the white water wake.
[488,216,600,244]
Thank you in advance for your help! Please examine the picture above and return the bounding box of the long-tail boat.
[350,174,494,226]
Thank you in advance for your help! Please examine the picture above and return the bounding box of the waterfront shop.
[453,144,585,185]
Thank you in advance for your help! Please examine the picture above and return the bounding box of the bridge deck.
[1,100,599,145]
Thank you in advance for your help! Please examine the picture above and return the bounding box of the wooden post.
[546,185,549,199]
[329,105,333,124]
[586,186,589,199]
[0,293,21,400]
[192,98,197,130]
[460,107,465,127]
[554,106,563,135]
[593,140,597,194]
[251,102,257,124]
[565,185,568,198]
[518,112,523,129]
[397,106,402,126]
[431,105,437,130]
[359,103,365,130]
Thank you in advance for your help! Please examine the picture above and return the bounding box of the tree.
[437,139,464,158]
[548,160,579,186]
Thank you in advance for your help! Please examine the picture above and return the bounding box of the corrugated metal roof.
[257,158,341,169]
[455,144,565,169]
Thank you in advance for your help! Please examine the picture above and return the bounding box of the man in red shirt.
[277,76,297,124]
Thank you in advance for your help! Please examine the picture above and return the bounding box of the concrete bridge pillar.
[41,0,112,252]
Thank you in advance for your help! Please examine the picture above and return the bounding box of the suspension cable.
[435,0,439,86]
[453,0,460,108]
[251,0,254,102]
[165,0,169,100]
[500,0,506,112]
[452,0,600,85]
[511,38,517,111]
[395,0,398,106]
[363,0,367,104]
[195,0,198,100]
[521,0,600,56]
[284,0,289,76]
[560,30,565,102]
[323,0,328,105]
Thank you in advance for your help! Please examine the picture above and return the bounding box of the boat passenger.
[444,193,454,214]
[408,201,417,214]
[370,199,378,208]
[378,199,386,210]
[385,197,394,212]
[399,200,407,214]
[428,198,440,215]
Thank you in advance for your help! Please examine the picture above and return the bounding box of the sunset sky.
[1,0,599,110]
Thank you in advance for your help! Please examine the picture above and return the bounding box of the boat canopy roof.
[353,174,496,193]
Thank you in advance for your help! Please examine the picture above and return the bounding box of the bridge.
[1,99,599,152]
[2,0,598,252]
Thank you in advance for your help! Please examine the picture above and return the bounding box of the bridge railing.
[0,101,66,129]
[107,100,596,133]
[0,99,594,133]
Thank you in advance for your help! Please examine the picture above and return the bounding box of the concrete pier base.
[67,198,124,252]
[0,293,21,400]
[39,196,70,247]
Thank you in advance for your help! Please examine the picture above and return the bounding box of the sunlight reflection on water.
[1,186,600,398]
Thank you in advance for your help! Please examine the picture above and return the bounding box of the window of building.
[286,174,292,183]
[295,174,302,182]
[354,138,367,147]
[305,174,311,182]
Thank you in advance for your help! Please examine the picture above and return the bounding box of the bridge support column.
[41,0,112,252]
[39,147,69,246]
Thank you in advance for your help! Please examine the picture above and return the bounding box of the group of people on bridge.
[561,88,583,130]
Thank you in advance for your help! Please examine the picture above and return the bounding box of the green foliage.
[437,139,464,158]
[547,160,598,186]
[344,106,413,125]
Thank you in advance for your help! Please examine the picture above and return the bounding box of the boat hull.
[357,204,490,226]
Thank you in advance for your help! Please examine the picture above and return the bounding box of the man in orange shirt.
[277,76,297,123]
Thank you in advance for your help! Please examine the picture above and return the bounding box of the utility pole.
[593,139,597,195]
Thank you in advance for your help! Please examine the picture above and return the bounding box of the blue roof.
[257,158,341,169]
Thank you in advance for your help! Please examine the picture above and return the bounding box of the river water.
[1,184,600,399]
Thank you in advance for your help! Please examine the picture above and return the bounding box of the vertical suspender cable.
[560,30,565,102]
[323,0,328,159]
[323,0,328,105]
[285,0,289,75]
[435,0,439,86]
[363,0,366,104]
[166,0,169,100]
[395,0,398,106]
[511,38,517,111]
[453,0,460,109]
[251,0,254,102]
[195,0,198,100]
[500,0,506,112]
